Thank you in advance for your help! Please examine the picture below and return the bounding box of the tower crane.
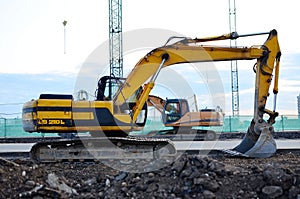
[109,0,123,78]
[229,0,239,116]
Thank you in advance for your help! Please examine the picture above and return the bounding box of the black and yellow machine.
[22,29,281,162]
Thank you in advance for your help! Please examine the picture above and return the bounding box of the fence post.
[229,116,232,132]
[4,118,7,138]
[281,115,285,132]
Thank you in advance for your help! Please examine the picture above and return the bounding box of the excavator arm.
[114,29,281,157]
[232,30,281,157]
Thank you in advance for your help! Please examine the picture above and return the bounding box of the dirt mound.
[0,152,300,198]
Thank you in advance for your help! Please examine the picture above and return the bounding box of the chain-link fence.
[0,118,49,138]
[222,115,300,132]
[1,115,300,138]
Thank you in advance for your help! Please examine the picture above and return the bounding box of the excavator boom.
[114,43,263,105]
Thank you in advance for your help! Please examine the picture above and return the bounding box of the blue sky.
[0,73,75,117]
[0,0,300,118]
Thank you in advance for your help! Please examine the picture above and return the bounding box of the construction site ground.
[0,138,300,198]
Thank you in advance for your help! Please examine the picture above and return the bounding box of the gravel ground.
[0,150,300,199]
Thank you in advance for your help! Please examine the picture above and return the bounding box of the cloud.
[279,79,300,92]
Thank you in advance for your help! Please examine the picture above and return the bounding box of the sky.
[0,0,300,118]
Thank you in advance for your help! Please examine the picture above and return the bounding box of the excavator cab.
[162,99,189,124]
[96,76,125,101]
[96,76,148,127]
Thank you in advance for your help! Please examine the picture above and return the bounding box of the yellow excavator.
[22,29,281,162]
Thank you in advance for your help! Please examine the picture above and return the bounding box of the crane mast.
[109,0,123,78]
[229,0,239,116]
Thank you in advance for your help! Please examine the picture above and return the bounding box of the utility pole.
[109,0,123,78]
[229,0,239,116]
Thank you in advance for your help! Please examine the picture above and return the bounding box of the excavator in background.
[147,95,224,140]
[22,29,281,162]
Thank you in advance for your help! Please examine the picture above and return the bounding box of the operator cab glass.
[96,76,142,102]
[163,99,189,124]
[96,76,125,101]
[96,76,147,126]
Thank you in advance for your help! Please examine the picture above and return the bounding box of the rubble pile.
[0,152,300,198]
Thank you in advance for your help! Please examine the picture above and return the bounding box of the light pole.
[63,20,67,54]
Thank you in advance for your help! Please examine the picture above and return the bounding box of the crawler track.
[29,137,176,163]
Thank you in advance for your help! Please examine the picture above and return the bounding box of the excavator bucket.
[223,120,277,158]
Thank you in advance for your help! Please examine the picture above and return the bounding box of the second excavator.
[22,29,281,162]
[146,95,224,141]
